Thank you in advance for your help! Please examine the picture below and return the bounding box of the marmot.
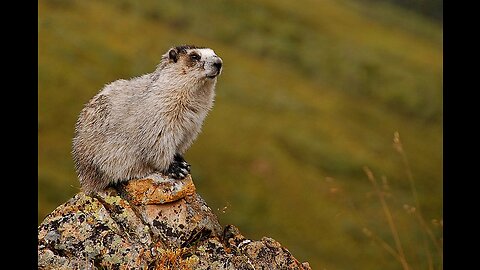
[72,45,223,194]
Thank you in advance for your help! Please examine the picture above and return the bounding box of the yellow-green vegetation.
[38,0,442,269]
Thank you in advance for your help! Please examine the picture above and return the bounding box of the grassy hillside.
[38,0,442,269]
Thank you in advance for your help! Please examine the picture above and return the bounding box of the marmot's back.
[72,45,223,194]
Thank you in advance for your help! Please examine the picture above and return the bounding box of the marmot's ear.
[168,49,179,63]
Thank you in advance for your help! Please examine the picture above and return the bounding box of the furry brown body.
[72,45,223,194]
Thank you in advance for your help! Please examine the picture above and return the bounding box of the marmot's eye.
[190,53,201,61]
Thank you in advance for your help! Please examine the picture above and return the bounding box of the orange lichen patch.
[154,248,198,270]
[124,174,196,205]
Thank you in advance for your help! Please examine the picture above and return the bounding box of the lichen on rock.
[38,173,311,269]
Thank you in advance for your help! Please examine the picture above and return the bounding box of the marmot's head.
[160,45,223,81]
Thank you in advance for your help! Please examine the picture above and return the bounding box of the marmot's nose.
[213,59,223,71]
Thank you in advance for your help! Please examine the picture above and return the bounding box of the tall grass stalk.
[393,132,443,267]
[362,227,405,264]
[363,166,411,270]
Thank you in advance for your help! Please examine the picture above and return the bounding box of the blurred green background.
[38,0,442,269]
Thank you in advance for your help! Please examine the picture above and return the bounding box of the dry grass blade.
[394,132,443,266]
[364,166,410,270]
[362,227,404,263]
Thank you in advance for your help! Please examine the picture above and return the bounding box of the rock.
[122,174,196,205]
[38,173,311,269]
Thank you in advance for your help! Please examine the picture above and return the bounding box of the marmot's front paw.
[174,154,191,172]
[167,158,191,179]
[179,161,191,173]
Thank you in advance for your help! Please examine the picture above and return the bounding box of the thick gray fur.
[72,45,223,194]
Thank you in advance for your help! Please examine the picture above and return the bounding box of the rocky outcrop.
[38,174,311,269]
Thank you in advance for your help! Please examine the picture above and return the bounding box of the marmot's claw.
[170,172,185,179]
[167,160,190,179]
[168,170,185,180]
[173,154,191,173]
[178,161,190,174]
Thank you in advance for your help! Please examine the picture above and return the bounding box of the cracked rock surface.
[38,174,311,269]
